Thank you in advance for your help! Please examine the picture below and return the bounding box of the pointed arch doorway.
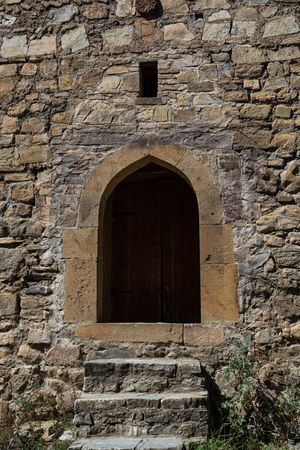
[103,163,200,323]
[63,143,239,342]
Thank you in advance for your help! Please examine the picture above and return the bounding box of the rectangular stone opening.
[139,61,158,98]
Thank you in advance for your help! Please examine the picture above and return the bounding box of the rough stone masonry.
[0,0,300,437]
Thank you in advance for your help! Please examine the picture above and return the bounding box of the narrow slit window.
[139,61,158,98]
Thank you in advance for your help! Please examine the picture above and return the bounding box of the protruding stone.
[0,293,18,317]
[61,25,89,53]
[27,36,56,56]
[202,22,230,41]
[1,35,27,58]
[45,346,81,366]
[164,23,195,42]
[263,16,299,38]
[49,5,78,24]
[102,26,134,48]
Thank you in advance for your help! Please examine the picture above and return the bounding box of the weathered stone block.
[232,46,266,64]
[1,35,27,58]
[164,23,195,42]
[102,26,134,49]
[202,22,230,41]
[82,3,109,19]
[11,183,34,203]
[193,0,230,9]
[27,36,56,56]
[0,293,18,317]
[62,228,98,259]
[64,259,97,323]
[200,224,235,265]
[201,263,239,323]
[77,323,183,343]
[263,16,299,38]
[45,346,81,366]
[19,145,51,163]
[61,25,89,53]
[240,104,271,119]
[27,327,51,345]
[161,0,189,14]
[49,5,78,24]
[0,64,17,77]
[183,325,225,347]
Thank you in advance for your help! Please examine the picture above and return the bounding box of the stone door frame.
[62,143,238,340]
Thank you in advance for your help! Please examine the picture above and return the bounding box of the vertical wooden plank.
[110,181,161,322]
[162,179,200,323]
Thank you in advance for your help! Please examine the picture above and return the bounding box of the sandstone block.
[27,36,56,56]
[64,258,97,322]
[200,224,235,265]
[21,117,46,134]
[61,25,89,53]
[102,26,134,49]
[18,344,42,363]
[20,63,37,76]
[275,105,291,118]
[45,346,80,366]
[116,0,132,17]
[2,116,18,133]
[11,183,34,203]
[240,104,271,119]
[257,206,300,232]
[263,16,299,38]
[202,22,230,41]
[193,0,230,9]
[97,76,121,93]
[232,21,256,37]
[77,323,183,343]
[19,145,51,163]
[161,0,189,14]
[232,46,266,64]
[183,325,224,347]
[62,228,97,259]
[208,10,231,21]
[0,293,18,317]
[164,23,195,42]
[0,78,14,92]
[290,323,300,340]
[268,46,300,62]
[27,327,51,345]
[1,35,27,58]
[234,6,257,20]
[201,263,239,323]
[0,64,17,77]
[82,3,109,19]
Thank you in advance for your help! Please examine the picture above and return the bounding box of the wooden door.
[110,181,162,322]
[162,179,200,323]
[109,173,200,323]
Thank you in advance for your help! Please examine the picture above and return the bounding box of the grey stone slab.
[82,437,143,450]
[139,437,184,450]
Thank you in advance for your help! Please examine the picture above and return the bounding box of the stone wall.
[0,0,299,429]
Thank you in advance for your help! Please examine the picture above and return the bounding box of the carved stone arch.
[62,143,239,341]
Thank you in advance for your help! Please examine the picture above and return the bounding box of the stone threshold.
[76,323,225,346]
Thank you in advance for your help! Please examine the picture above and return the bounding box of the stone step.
[74,392,208,440]
[84,358,204,393]
[69,436,191,450]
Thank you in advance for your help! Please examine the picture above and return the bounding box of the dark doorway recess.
[103,163,200,323]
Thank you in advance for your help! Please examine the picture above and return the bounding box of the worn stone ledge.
[76,323,226,346]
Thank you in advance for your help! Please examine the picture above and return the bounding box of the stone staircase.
[70,357,209,450]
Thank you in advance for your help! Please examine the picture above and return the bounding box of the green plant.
[219,347,300,448]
